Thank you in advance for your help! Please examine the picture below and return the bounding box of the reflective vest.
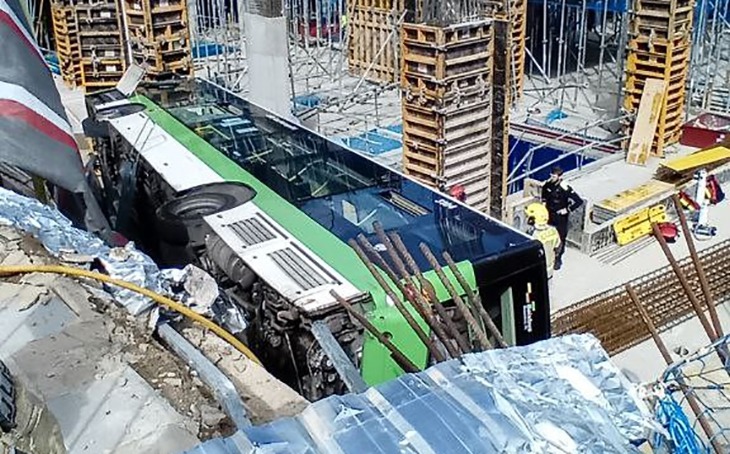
[532,225,561,278]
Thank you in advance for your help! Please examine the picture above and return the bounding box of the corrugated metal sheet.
[182,335,655,454]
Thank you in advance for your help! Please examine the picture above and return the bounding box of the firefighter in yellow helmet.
[525,202,561,278]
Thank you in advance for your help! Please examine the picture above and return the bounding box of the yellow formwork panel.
[595,180,675,213]
[661,146,730,172]
[613,204,668,246]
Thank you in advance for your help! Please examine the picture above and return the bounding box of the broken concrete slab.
[8,320,116,400]
[19,272,59,288]
[48,277,98,319]
[46,366,199,454]
[2,250,32,266]
[0,282,47,308]
[0,296,76,360]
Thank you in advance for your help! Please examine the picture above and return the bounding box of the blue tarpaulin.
[341,129,402,155]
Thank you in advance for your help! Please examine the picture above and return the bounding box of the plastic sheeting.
[184,334,656,454]
[0,187,162,313]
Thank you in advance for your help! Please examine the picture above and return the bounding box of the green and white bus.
[88,78,551,400]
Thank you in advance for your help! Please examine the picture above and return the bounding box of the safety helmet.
[525,202,549,227]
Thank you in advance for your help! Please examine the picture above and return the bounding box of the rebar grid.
[552,240,730,356]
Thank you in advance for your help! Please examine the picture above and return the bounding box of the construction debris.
[0,192,311,451]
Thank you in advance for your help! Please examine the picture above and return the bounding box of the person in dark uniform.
[541,166,583,270]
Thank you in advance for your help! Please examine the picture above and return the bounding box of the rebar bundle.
[332,221,507,372]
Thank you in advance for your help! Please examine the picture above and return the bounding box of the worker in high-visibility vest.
[525,202,561,278]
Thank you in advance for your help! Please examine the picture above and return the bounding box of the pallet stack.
[509,0,527,99]
[400,19,510,216]
[123,0,193,79]
[51,3,82,87]
[347,0,407,83]
[623,0,693,156]
[51,0,126,91]
[76,0,126,91]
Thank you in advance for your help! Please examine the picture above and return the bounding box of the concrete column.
[243,0,293,119]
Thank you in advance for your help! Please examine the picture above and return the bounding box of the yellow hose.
[0,265,263,366]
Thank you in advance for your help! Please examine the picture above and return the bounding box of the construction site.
[1,0,730,449]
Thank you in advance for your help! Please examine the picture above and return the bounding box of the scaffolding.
[687,0,730,113]
[176,0,730,195]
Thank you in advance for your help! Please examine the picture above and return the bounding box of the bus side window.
[500,287,516,346]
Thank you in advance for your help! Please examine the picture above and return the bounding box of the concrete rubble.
[0,224,307,453]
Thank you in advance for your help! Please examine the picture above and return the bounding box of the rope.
[655,393,710,454]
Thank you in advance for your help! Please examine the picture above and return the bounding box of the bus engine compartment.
[85,77,551,401]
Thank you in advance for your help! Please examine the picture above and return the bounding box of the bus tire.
[155,182,257,246]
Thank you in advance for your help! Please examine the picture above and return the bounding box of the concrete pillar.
[243,0,293,119]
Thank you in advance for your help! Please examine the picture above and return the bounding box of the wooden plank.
[661,146,730,172]
[626,78,666,165]
[593,180,674,220]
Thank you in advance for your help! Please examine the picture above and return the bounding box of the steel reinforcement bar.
[552,239,730,356]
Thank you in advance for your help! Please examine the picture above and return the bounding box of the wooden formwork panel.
[629,0,694,41]
[626,78,665,165]
[634,0,691,12]
[403,59,492,93]
[400,18,508,217]
[124,0,192,78]
[456,175,491,207]
[401,22,493,83]
[630,10,692,34]
[80,58,125,86]
[51,0,128,88]
[402,138,493,197]
[509,0,527,99]
[625,64,687,83]
[627,45,690,66]
[402,21,492,46]
[629,37,690,56]
[51,5,82,87]
[402,71,492,103]
[626,44,690,68]
[347,8,401,83]
[75,5,119,22]
[403,100,492,141]
[623,77,687,156]
[402,47,492,83]
[625,70,688,96]
[350,0,405,10]
[442,145,491,181]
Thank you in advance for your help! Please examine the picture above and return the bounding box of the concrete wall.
[243,13,293,120]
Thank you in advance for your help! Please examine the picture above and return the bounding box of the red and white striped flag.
[0,0,84,191]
